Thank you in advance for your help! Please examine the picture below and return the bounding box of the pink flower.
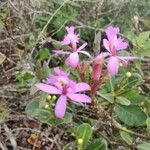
[61,26,80,52]
[54,42,91,69]
[103,26,135,75]
[53,26,91,68]
[36,68,91,118]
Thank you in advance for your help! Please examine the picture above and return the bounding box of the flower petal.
[118,56,136,68]
[55,95,67,118]
[77,43,87,51]
[66,26,75,33]
[65,52,79,68]
[61,35,71,45]
[54,67,69,77]
[103,39,111,53]
[95,52,110,64]
[67,93,91,103]
[116,37,128,50]
[78,50,92,59]
[74,83,91,92]
[107,56,119,75]
[105,26,119,42]
[53,50,70,55]
[62,26,80,47]
[35,83,61,94]
[47,75,58,84]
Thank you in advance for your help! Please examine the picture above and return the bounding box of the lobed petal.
[61,35,71,45]
[116,37,128,50]
[74,83,91,92]
[103,39,111,53]
[47,75,58,84]
[65,52,79,68]
[35,83,61,94]
[67,93,91,103]
[55,95,67,118]
[54,67,69,77]
[105,26,119,42]
[107,56,119,75]
[66,26,75,34]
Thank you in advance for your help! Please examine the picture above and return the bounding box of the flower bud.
[119,62,123,67]
[52,95,57,100]
[45,104,49,109]
[47,95,51,100]
[78,139,83,145]
[126,72,132,78]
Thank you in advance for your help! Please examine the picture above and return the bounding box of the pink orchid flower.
[36,68,91,118]
[61,26,80,51]
[103,26,135,75]
[53,26,91,68]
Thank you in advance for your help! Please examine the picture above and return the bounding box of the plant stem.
[112,118,150,140]
[31,0,69,56]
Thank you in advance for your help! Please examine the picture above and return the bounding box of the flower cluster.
[35,25,135,118]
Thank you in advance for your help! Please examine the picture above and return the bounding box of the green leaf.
[137,143,150,150]
[26,98,72,126]
[93,31,101,55]
[39,92,48,108]
[97,93,114,103]
[121,90,146,104]
[144,100,150,116]
[37,48,50,61]
[116,96,131,106]
[86,138,107,150]
[37,109,52,122]
[124,73,142,89]
[121,90,139,99]
[130,95,147,104]
[146,118,150,135]
[118,50,130,57]
[120,131,133,145]
[30,85,38,95]
[0,52,6,64]
[35,61,50,80]
[76,123,93,149]
[126,32,136,45]
[42,62,51,79]
[25,99,40,117]
[138,31,150,44]
[115,105,147,126]
[25,99,52,123]
[52,112,73,125]
[137,47,150,57]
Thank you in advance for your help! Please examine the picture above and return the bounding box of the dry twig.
[3,123,17,150]
[0,33,32,44]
